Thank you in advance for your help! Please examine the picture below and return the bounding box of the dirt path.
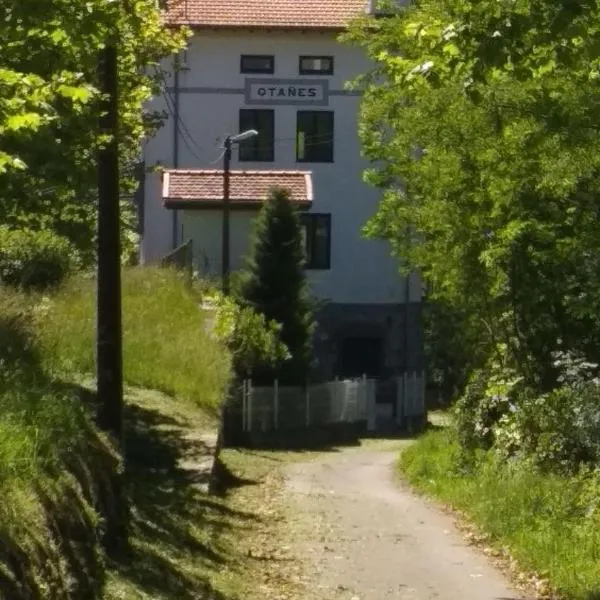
[283,445,529,600]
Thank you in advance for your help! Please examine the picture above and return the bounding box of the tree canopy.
[0,0,187,263]
[346,0,600,391]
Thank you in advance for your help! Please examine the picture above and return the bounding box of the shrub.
[0,226,79,290]
[0,286,39,369]
[208,290,290,379]
[493,352,600,472]
[454,345,528,456]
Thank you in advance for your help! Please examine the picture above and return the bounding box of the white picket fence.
[394,370,426,428]
[235,376,376,433]
[231,371,426,434]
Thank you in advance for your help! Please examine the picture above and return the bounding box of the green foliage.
[454,344,600,474]
[0,226,79,290]
[239,187,315,385]
[208,290,290,379]
[400,428,600,600]
[37,267,231,412]
[453,345,527,454]
[345,0,600,392]
[423,298,486,405]
[0,290,118,599]
[0,0,188,263]
[492,352,600,472]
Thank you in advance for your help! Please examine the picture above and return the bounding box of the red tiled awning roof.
[163,0,369,30]
[162,169,313,209]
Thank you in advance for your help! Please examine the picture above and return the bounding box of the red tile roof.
[162,169,313,209]
[163,0,369,30]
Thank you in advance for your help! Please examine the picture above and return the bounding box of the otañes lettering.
[255,85,319,99]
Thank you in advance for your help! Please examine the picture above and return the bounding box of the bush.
[0,286,39,369]
[492,352,600,472]
[0,226,79,290]
[208,289,289,379]
[454,345,528,456]
[455,346,600,473]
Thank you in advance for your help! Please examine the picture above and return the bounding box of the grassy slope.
[37,267,230,412]
[400,425,600,600]
[0,267,232,598]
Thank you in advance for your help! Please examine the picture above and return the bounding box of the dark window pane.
[241,55,274,74]
[300,213,331,269]
[296,111,334,163]
[299,55,334,75]
[239,109,274,161]
[313,216,330,267]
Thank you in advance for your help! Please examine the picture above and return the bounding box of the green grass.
[400,426,600,600]
[0,287,117,597]
[36,266,231,412]
[0,267,233,598]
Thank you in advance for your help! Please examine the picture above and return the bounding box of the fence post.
[273,379,279,431]
[361,373,367,422]
[305,384,310,428]
[396,375,404,427]
[412,370,418,419]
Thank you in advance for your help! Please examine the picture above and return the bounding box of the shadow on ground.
[107,401,262,599]
[360,419,446,441]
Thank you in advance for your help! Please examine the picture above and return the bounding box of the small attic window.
[299,56,334,75]
[241,55,274,74]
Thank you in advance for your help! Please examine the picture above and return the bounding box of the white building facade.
[142,0,422,381]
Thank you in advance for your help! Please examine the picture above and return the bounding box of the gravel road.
[283,446,529,600]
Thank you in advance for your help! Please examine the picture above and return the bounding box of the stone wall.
[312,302,423,381]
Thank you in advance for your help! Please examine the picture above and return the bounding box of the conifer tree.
[240,187,314,385]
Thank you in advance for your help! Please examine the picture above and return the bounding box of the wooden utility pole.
[96,41,127,556]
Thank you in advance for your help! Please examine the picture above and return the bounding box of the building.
[141,0,422,383]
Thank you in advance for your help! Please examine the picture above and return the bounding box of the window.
[301,214,331,270]
[238,109,274,162]
[299,55,334,75]
[240,55,274,74]
[296,111,334,163]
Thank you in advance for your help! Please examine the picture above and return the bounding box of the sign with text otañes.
[244,78,329,106]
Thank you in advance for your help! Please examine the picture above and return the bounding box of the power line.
[151,66,360,165]
[153,67,205,163]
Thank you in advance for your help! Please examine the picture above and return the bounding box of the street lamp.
[222,129,258,294]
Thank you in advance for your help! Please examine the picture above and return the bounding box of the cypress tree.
[239,186,314,385]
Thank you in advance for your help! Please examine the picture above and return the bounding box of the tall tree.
[240,187,314,385]
[0,0,187,263]
[345,0,600,391]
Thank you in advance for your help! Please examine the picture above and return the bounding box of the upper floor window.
[241,55,274,74]
[296,111,334,163]
[299,56,334,75]
[239,109,274,162]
